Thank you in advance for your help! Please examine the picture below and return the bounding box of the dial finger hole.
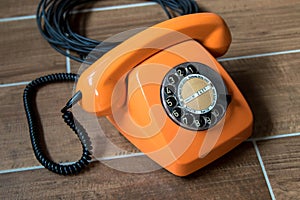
[202,116,212,127]
[211,108,220,118]
[193,115,205,129]
[168,74,178,84]
[213,104,225,117]
[181,113,194,126]
[165,96,177,108]
[164,85,175,95]
[172,107,182,119]
[176,67,186,77]
[210,113,218,125]
[186,64,198,74]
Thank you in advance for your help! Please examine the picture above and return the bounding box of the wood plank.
[222,53,300,137]
[0,19,66,84]
[257,137,300,199]
[0,0,40,18]
[0,0,144,19]
[0,142,271,199]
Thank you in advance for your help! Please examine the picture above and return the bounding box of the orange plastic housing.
[76,13,253,176]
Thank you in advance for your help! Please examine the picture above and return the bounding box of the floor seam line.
[66,50,71,73]
[0,2,157,23]
[218,49,300,62]
[247,132,300,142]
[0,81,30,87]
[252,140,276,200]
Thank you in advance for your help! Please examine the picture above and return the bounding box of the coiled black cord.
[23,73,91,175]
[36,0,199,63]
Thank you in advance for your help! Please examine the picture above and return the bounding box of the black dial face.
[161,62,230,131]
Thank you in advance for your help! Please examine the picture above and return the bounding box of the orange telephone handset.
[76,13,253,176]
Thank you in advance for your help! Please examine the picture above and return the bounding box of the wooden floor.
[0,0,299,199]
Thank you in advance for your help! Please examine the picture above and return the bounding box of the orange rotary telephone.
[75,13,253,176]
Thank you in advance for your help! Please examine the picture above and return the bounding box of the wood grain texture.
[257,137,300,199]
[0,142,271,200]
[0,19,66,84]
[222,53,300,137]
[0,0,144,18]
[0,0,40,18]
[197,0,300,57]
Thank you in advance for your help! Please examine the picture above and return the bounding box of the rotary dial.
[161,62,230,131]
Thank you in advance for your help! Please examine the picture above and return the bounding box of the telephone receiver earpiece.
[76,13,231,115]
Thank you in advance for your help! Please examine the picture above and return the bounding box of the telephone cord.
[23,73,91,175]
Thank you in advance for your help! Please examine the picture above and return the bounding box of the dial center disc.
[178,74,217,114]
